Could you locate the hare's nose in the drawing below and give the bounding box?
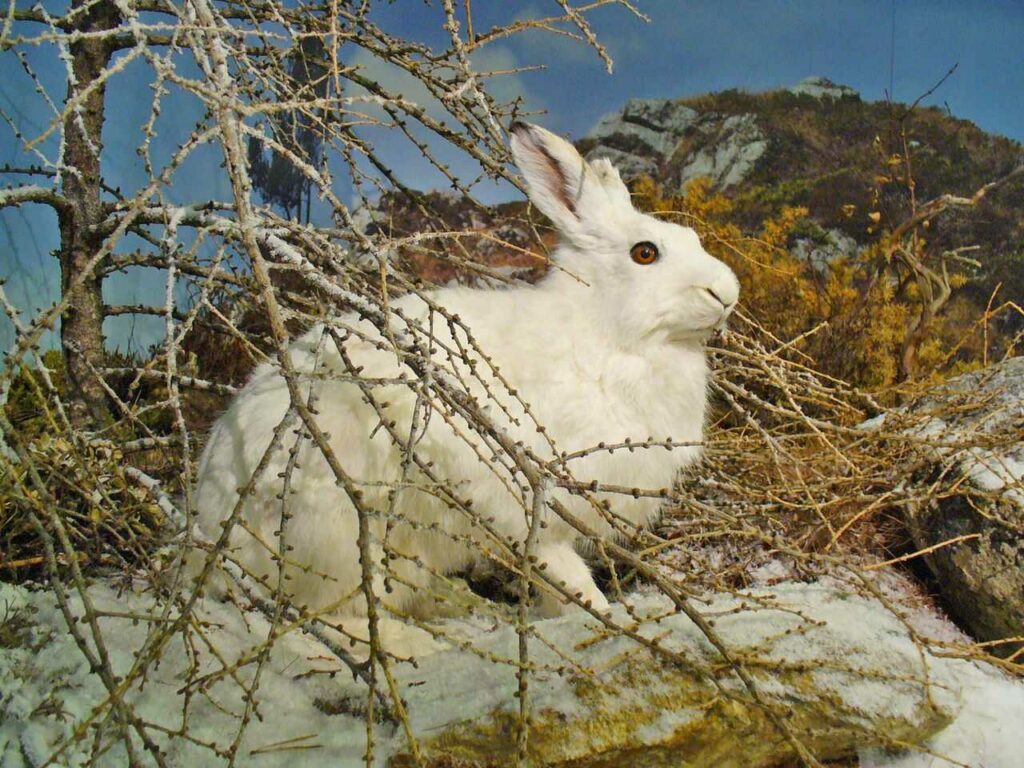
[702,273,739,309]
[703,287,727,307]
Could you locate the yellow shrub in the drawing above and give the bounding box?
[631,177,981,391]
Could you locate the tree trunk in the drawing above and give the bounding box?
[58,0,119,429]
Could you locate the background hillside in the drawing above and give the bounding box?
[353,79,1023,396]
[579,77,1024,349]
[168,79,1023,400]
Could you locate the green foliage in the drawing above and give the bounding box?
[2,350,175,578]
[4,350,68,440]
[0,435,170,579]
[5,347,186,443]
[247,37,328,222]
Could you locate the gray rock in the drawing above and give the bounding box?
[900,357,1024,656]
[792,228,861,270]
[584,145,658,180]
[0,580,971,767]
[585,101,767,190]
[587,98,698,155]
[788,76,860,101]
[584,79,864,191]
[584,98,701,182]
[678,113,767,189]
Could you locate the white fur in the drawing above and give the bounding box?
[191,123,739,644]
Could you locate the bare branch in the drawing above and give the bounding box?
[0,183,70,212]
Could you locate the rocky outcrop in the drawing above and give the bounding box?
[677,112,767,189]
[394,584,956,767]
[787,76,860,101]
[581,79,861,193]
[901,357,1024,656]
[583,98,766,190]
[585,102,770,191]
[583,97,698,181]
[792,227,861,270]
[588,98,699,156]
[1,580,983,767]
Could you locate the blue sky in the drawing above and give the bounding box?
[364,0,1024,141]
[1,0,1022,357]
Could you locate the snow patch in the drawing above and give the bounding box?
[2,578,1022,767]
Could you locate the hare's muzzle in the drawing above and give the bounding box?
[699,268,740,318]
[702,287,728,308]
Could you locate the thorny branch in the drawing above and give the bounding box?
[1,2,1021,768]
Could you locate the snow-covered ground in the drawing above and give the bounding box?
[860,664,1024,768]
[1,576,1021,767]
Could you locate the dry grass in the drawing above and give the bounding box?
[1,2,1021,766]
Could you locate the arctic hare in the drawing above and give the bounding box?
[192,122,739,641]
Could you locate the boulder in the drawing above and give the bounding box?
[582,78,867,194]
[0,580,971,767]
[588,98,698,155]
[900,357,1024,656]
[791,227,861,270]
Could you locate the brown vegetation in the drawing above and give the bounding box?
[1,2,1021,766]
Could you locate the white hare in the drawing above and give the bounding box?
[191,122,739,646]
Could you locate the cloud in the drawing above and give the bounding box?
[505,2,645,70]
[339,43,532,201]
[345,42,534,123]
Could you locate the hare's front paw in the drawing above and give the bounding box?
[322,614,448,660]
[534,541,609,617]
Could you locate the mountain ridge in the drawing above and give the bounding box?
[577,78,1024,329]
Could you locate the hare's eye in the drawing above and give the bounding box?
[630,241,659,265]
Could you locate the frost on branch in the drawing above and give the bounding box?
[1,2,1022,767]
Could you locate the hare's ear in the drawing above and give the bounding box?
[588,157,632,210]
[510,122,587,234]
